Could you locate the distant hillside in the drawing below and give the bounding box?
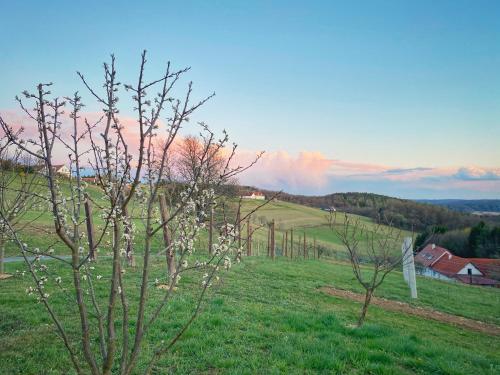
[240,188,485,232]
[417,199,500,214]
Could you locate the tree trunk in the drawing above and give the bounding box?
[159,194,175,276]
[358,288,373,327]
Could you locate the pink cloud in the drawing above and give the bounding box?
[236,151,334,191]
[2,108,500,198]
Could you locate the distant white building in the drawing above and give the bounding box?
[241,191,265,200]
[51,164,71,177]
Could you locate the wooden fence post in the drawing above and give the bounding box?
[247,216,252,256]
[236,207,241,249]
[267,224,271,257]
[290,228,294,259]
[271,219,275,260]
[159,194,175,276]
[285,231,288,257]
[84,193,96,261]
[303,232,307,259]
[281,232,285,257]
[123,203,135,267]
[208,203,214,255]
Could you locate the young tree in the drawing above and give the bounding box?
[329,213,412,327]
[0,51,268,374]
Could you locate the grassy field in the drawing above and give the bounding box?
[2,187,500,374]
[240,199,413,258]
[3,193,405,258]
[1,256,499,374]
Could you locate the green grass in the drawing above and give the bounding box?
[239,199,412,258]
[3,195,403,258]
[1,257,499,374]
[2,183,500,374]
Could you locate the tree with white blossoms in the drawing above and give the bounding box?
[0,51,269,374]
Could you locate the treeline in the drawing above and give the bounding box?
[0,158,38,173]
[415,222,500,259]
[417,199,500,213]
[250,189,481,232]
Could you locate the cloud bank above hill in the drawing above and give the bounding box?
[2,109,499,199]
[236,151,500,199]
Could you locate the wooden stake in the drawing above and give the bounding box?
[303,231,307,259]
[247,216,252,256]
[290,228,294,259]
[84,193,96,261]
[285,231,288,257]
[281,232,285,257]
[123,203,135,267]
[236,207,241,249]
[159,194,175,276]
[271,219,275,260]
[208,203,214,255]
[267,225,271,257]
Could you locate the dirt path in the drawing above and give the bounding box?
[320,286,500,336]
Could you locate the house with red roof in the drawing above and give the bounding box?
[415,244,500,287]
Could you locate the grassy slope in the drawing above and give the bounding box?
[2,191,500,373]
[1,257,499,374]
[240,199,412,256]
[4,193,401,258]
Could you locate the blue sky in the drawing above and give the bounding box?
[1,1,499,198]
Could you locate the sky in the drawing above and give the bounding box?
[1,0,499,198]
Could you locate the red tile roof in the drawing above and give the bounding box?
[416,244,500,282]
[432,255,470,277]
[415,244,451,267]
[470,258,500,279]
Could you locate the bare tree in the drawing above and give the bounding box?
[175,134,230,187]
[329,212,412,327]
[0,51,268,374]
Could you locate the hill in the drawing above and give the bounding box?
[238,198,407,260]
[243,189,482,232]
[2,181,500,374]
[417,199,500,215]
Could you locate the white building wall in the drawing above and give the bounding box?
[418,267,455,282]
[457,263,482,276]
